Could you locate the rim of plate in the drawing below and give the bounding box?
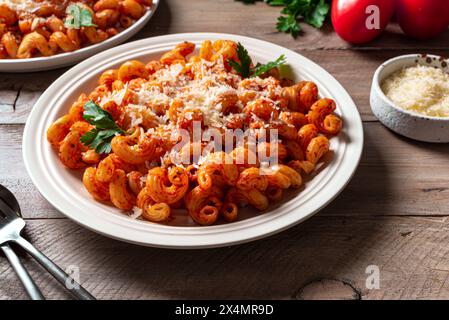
[23,33,364,249]
[0,0,159,72]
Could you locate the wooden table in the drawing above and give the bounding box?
[1,0,449,300]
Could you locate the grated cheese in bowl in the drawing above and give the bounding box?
[0,0,47,12]
[381,64,449,118]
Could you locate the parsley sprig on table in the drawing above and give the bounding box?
[236,0,331,38]
[64,4,96,29]
[228,43,286,78]
[80,101,124,154]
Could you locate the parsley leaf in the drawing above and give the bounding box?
[83,101,120,130]
[64,4,96,29]
[231,42,252,78]
[80,101,124,154]
[228,43,286,78]
[79,128,98,145]
[303,0,330,28]
[94,141,113,155]
[253,54,286,77]
[276,15,301,38]
[236,0,331,38]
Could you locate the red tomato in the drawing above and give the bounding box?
[332,0,395,44]
[396,0,449,40]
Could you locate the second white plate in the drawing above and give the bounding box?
[23,33,364,248]
[0,0,159,73]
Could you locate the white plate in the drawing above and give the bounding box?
[23,33,364,248]
[0,0,159,73]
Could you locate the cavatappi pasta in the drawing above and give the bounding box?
[0,0,152,59]
[46,40,343,226]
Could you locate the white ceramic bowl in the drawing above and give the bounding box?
[23,33,364,248]
[370,54,449,143]
[0,0,159,73]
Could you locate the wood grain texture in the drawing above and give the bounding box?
[1,122,447,219]
[296,279,361,300]
[137,0,449,51]
[0,125,58,218]
[3,216,449,300]
[1,0,449,300]
[0,70,64,124]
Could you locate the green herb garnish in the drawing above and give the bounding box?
[64,4,96,29]
[253,54,286,77]
[228,42,286,78]
[276,14,301,38]
[80,101,124,154]
[236,0,331,38]
[228,42,253,78]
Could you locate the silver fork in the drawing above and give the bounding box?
[1,243,44,299]
[0,198,95,300]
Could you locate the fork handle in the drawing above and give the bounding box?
[14,236,95,300]
[1,243,45,300]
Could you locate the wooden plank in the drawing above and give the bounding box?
[0,122,448,219]
[326,122,449,216]
[0,70,65,124]
[137,0,449,51]
[3,215,449,299]
[2,48,449,125]
[0,125,60,218]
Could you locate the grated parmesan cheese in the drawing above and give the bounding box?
[0,0,45,12]
[129,206,142,219]
[0,0,71,14]
[96,55,286,168]
[381,65,449,118]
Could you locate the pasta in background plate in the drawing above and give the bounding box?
[46,40,343,226]
[0,0,152,59]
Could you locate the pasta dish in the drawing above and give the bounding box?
[0,0,152,59]
[46,40,343,226]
